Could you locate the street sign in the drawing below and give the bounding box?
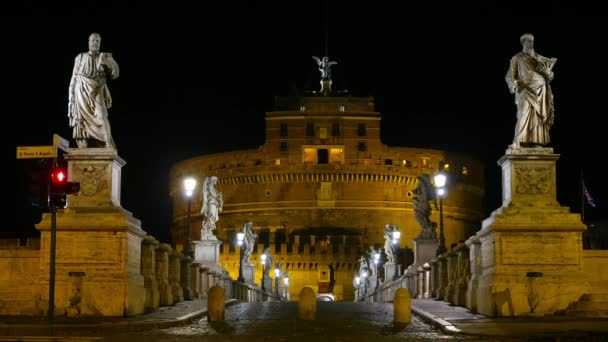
[53,134,69,153]
[16,145,56,159]
[16,134,70,159]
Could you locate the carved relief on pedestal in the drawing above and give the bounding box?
[77,165,108,196]
[514,167,551,195]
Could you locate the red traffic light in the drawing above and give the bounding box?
[52,169,67,184]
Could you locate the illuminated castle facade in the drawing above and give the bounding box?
[169,82,484,300]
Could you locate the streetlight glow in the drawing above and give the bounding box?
[183,178,196,197]
[434,173,447,188]
[275,268,280,278]
[355,276,360,285]
[437,187,446,197]
[261,253,266,265]
[237,232,244,246]
[283,276,289,286]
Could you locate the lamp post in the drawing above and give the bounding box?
[392,230,401,280]
[434,173,448,256]
[274,267,281,299]
[374,252,381,289]
[283,274,289,300]
[183,178,196,258]
[237,231,245,282]
[354,275,361,301]
[260,253,267,291]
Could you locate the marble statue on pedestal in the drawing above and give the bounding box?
[312,56,338,80]
[262,246,274,279]
[383,224,399,264]
[413,174,438,240]
[201,176,223,239]
[505,33,557,148]
[366,246,380,276]
[241,221,257,266]
[68,33,119,150]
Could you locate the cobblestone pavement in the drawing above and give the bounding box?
[107,302,483,341]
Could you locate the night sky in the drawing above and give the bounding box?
[10,4,606,243]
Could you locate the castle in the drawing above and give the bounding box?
[169,75,485,300]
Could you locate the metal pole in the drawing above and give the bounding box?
[261,264,266,291]
[184,197,192,258]
[238,244,244,282]
[393,248,399,280]
[48,159,57,322]
[436,197,447,256]
[48,203,56,322]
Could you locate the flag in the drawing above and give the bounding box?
[582,180,596,208]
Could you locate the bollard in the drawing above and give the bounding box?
[298,287,316,320]
[207,285,225,321]
[393,288,411,323]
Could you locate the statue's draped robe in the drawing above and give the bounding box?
[506,52,554,146]
[69,52,119,146]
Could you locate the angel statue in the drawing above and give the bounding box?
[241,221,257,266]
[312,56,338,80]
[412,173,438,240]
[366,246,380,276]
[262,246,274,279]
[383,224,399,264]
[201,176,223,239]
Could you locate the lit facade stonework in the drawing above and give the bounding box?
[169,95,485,300]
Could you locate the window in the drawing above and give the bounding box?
[385,159,393,165]
[402,160,412,167]
[303,146,343,165]
[339,104,345,112]
[317,149,329,164]
[358,142,367,152]
[280,142,288,153]
[357,123,366,137]
[331,123,340,137]
[274,159,281,165]
[319,127,328,139]
[306,122,315,136]
[329,148,343,164]
[300,105,306,112]
[462,166,469,176]
[303,148,316,164]
[280,123,288,137]
[421,159,429,168]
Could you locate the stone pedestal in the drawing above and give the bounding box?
[242,264,255,285]
[262,277,273,293]
[383,263,401,282]
[156,243,173,306]
[36,147,146,317]
[412,238,438,268]
[476,147,589,317]
[142,236,160,311]
[194,239,222,265]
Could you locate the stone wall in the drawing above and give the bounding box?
[583,250,608,294]
[0,239,41,315]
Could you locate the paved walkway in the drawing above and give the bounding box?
[0,299,238,336]
[411,299,608,339]
[1,298,608,339]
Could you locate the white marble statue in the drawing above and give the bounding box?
[201,176,223,238]
[413,174,438,240]
[505,33,556,148]
[68,33,119,149]
[262,246,274,279]
[312,56,338,80]
[241,221,257,266]
[366,246,380,276]
[384,224,399,264]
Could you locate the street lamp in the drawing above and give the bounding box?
[274,267,281,298]
[183,177,196,258]
[283,274,289,300]
[354,275,361,301]
[237,232,245,282]
[374,252,381,289]
[392,230,401,280]
[260,253,267,291]
[434,173,448,256]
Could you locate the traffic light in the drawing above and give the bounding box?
[50,163,80,209]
